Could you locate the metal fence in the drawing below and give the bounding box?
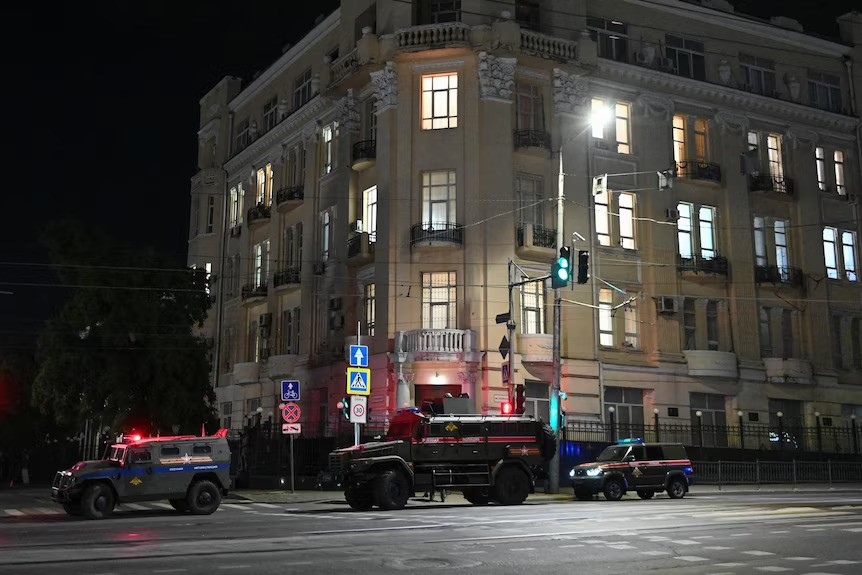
[692,460,862,486]
[563,421,862,455]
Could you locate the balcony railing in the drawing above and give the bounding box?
[276,185,304,206]
[229,225,242,238]
[675,160,722,184]
[519,28,577,61]
[329,47,359,86]
[754,265,804,288]
[410,221,464,248]
[396,329,475,354]
[247,203,271,226]
[351,140,377,170]
[273,267,301,288]
[513,129,551,150]
[394,22,470,49]
[347,234,375,260]
[241,283,267,301]
[678,255,729,276]
[749,174,795,195]
[517,223,556,249]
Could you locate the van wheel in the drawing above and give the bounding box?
[494,466,530,505]
[62,502,82,516]
[666,477,686,499]
[169,498,190,512]
[603,479,624,501]
[463,488,490,505]
[373,470,410,510]
[637,490,655,500]
[81,483,115,520]
[186,480,222,514]
[345,485,374,510]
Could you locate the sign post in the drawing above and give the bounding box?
[280,402,302,494]
[350,324,371,446]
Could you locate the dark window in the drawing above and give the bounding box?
[630,446,646,460]
[668,407,679,417]
[130,451,152,464]
[822,417,833,427]
[661,445,687,459]
[354,3,377,43]
[161,446,180,456]
[645,445,663,460]
[515,0,541,30]
[587,18,628,63]
[192,445,212,455]
[748,412,760,422]
[460,423,482,436]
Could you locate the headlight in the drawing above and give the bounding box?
[586,468,604,477]
[569,468,575,478]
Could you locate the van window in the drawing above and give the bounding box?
[161,446,180,456]
[192,445,212,455]
[460,423,482,436]
[662,445,687,460]
[130,450,152,464]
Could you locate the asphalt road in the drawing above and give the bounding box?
[1,490,862,574]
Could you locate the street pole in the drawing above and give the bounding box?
[290,432,295,494]
[507,259,516,405]
[355,321,361,447]
[549,149,565,494]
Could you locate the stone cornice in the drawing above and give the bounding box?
[597,61,859,133]
[225,95,329,174]
[197,117,221,141]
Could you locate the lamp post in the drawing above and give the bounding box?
[815,411,822,456]
[653,408,660,442]
[852,414,859,455]
[608,406,616,443]
[695,410,704,448]
[777,411,784,455]
[738,410,745,450]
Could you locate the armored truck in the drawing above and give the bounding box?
[329,409,556,510]
[51,430,231,519]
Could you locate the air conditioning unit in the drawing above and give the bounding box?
[353,219,363,234]
[258,313,272,327]
[666,208,680,222]
[657,296,677,314]
[313,262,326,275]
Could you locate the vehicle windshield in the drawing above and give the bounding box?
[596,445,631,462]
[385,419,421,440]
[106,446,126,463]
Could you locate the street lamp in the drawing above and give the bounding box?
[695,410,704,448]
[737,410,745,450]
[815,411,822,455]
[608,406,616,443]
[653,408,660,442]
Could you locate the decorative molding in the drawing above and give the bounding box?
[302,121,318,143]
[370,61,398,113]
[336,88,360,133]
[477,52,516,102]
[714,110,750,134]
[410,60,465,71]
[785,128,818,149]
[515,68,550,82]
[598,60,859,133]
[633,92,674,121]
[553,68,590,115]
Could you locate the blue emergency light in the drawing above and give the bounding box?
[618,437,644,444]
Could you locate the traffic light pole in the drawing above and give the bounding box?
[549,152,565,495]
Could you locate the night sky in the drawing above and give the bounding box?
[0,0,857,350]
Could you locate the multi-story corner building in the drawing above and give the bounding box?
[188,0,862,440]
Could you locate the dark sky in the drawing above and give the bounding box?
[0,0,857,350]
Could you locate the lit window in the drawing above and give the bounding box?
[834,150,846,196]
[256,163,273,205]
[619,193,635,249]
[672,114,685,164]
[823,227,839,279]
[623,300,638,349]
[698,206,716,259]
[421,73,458,130]
[842,231,858,282]
[253,240,269,287]
[321,123,336,175]
[599,289,613,346]
[364,283,376,336]
[677,203,718,260]
[694,118,708,159]
[422,171,457,226]
[521,277,545,335]
[766,134,783,180]
[229,187,240,227]
[422,272,456,329]
[594,187,610,246]
[775,220,789,279]
[615,102,630,154]
[204,262,212,296]
[815,147,827,192]
[677,202,693,259]
[591,98,606,139]
[363,186,378,242]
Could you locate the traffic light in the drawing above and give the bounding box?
[515,385,525,415]
[551,246,571,289]
[592,174,607,196]
[577,250,589,284]
[337,398,350,420]
[501,401,514,415]
[657,169,674,190]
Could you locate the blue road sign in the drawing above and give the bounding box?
[346,367,371,396]
[281,379,301,402]
[349,344,369,367]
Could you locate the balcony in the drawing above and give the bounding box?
[229,225,242,238]
[351,140,377,171]
[233,361,261,385]
[683,350,738,379]
[516,223,556,261]
[675,160,722,185]
[241,283,267,305]
[410,222,464,250]
[678,255,729,280]
[273,267,301,292]
[513,129,551,151]
[754,265,804,290]
[247,203,271,228]
[347,233,375,265]
[749,174,795,196]
[329,47,360,86]
[394,22,470,50]
[264,353,301,379]
[275,185,304,213]
[763,358,813,385]
[393,328,483,363]
[518,333,554,381]
[519,28,577,61]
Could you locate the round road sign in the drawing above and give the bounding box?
[352,403,365,418]
[282,403,301,423]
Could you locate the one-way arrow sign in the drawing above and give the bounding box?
[499,335,510,360]
[349,344,369,367]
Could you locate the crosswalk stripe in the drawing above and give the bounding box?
[150,502,173,509]
[222,504,246,510]
[252,503,279,509]
[3,509,24,516]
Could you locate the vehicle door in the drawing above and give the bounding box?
[640,444,666,489]
[156,444,185,496]
[126,448,159,498]
[623,445,647,489]
[457,422,486,461]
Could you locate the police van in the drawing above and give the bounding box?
[570,438,693,501]
[51,430,231,519]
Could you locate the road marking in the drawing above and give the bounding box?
[743,550,776,556]
[843,528,862,532]
[824,560,859,565]
[607,544,636,550]
[3,509,24,516]
[461,551,486,554]
[786,557,816,561]
[151,503,173,509]
[674,540,701,545]
[643,536,670,541]
[510,548,535,551]
[714,563,745,567]
[252,503,279,508]
[123,503,149,511]
[222,504,246,510]
[640,551,671,556]
[769,530,790,534]
[153,570,187,574]
[755,567,792,572]
[674,556,709,562]
[691,535,713,539]
[559,545,584,549]
[806,528,825,531]
[730,532,752,537]
[703,546,733,550]
[216,566,251,570]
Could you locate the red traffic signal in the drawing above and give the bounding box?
[501,401,514,415]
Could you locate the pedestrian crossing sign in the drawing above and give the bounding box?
[346,367,371,396]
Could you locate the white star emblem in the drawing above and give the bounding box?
[182,453,192,464]
[520,446,530,456]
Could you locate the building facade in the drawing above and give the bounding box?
[187,0,862,440]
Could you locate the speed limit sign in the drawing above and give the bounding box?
[350,395,367,424]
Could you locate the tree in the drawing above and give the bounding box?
[32,221,216,436]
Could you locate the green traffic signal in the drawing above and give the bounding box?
[551,246,571,289]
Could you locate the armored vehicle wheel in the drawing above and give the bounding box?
[603,479,624,501]
[186,479,222,514]
[62,501,82,516]
[345,485,374,511]
[169,498,190,512]
[494,466,530,505]
[666,477,686,499]
[574,489,593,501]
[539,424,557,460]
[373,470,410,510]
[462,487,490,505]
[637,490,655,500]
[81,483,115,520]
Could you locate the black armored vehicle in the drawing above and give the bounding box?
[329,409,556,510]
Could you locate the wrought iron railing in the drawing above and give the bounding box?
[749,174,795,195]
[675,160,722,183]
[229,225,242,238]
[517,223,556,249]
[678,255,729,276]
[275,185,304,205]
[347,235,375,259]
[247,203,271,225]
[273,267,301,287]
[351,140,376,165]
[241,283,267,301]
[754,264,804,288]
[513,129,551,150]
[410,221,464,247]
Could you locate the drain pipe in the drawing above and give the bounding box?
[212,111,234,392]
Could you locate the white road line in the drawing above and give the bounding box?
[730,532,752,537]
[3,509,24,516]
[641,551,671,556]
[786,557,816,561]
[252,503,280,509]
[806,528,826,531]
[216,566,251,570]
[461,551,486,554]
[844,528,862,532]
[510,548,535,551]
[769,530,790,534]
[743,550,776,556]
[674,540,701,545]
[153,570,187,574]
[798,572,844,575]
[607,544,636,550]
[559,545,584,549]
[755,567,792,572]
[35,507,59,514]
[151,503,173,509]
[703,546,733,550]
[123,503,149,511]
[714,563,745,567]
[690,535,713,539]
[674,556,709,562]
[824,560,860,565]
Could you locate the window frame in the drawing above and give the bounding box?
[421,72,459,130]
[364,283,376,336]
[263,96,278,132]
[665,34,706,81]
[598,288,614,347]
[587,18,629,63]
[363,185,378,242]
[294,68,313,110]
[515,174,544,226]
[421,271,457,329]
[514,82,545,131]
[808,72,842,113]
[421,170,457,226]
[520,276,546,335]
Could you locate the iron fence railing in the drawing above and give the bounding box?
[241,283,267,301]
[513,129,551,150]
[749,174,795,195]
[410,221,464,247]
[754,264,804,288]
[273,267,301,287]
[247,203,271,225]
[675,160,722,183]
[517,223,556,249]
[351,140,376,164]
[276,185,304,205]
[691,460,862,486]
[678,254,729,276]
